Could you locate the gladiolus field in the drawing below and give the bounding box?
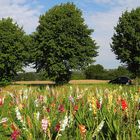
[0,84,140,140]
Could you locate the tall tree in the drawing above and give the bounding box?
[0,18,29,82]
[33,3,98,84]
[111,8,140,77]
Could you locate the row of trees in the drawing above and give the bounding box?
[0,3,140,84]
[14,65,133,81]
[84,64,133,80]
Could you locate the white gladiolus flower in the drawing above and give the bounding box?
[119,85,123,90]
[36,112,40,121]
[60,115,69,131]
[15,107,26,130]
[9,93,14,98]
[98,120,105,130]
[34,99,39,107]
[92,120,105,138]
[44,96,47,103]
[34,112,40,121]
[0,117,8,124]
[89,103,92,111]
[68,114,73,126]
[69,86,73,91]
[23,93,28,100]
[104,88,109,94]
[23,89,28,94]
[15,107,22,121]
[69,95,74,103]
[138,120,140,129]
[76,94,83,100]
[46,86,50,91]
[100,97,103,105]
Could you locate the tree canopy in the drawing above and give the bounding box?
[84,64,105,79]
[33,3,98,84]
[0,18,29,82]
[111,7,140,77]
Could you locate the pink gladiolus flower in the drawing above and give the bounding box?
[41,118,48,133]
[11,130,20,140]
[38,95,44,102]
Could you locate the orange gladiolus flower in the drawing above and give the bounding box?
[79,124,86,136]
[2,122,8,129]
[27,116,32,129]
[11,123,18,131]
[51,102,56,108]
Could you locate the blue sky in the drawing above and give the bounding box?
[0,0,140,70]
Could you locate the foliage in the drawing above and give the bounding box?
[0,79,11,87]
[84,65,133,80]
[111,8,140,77]
[13,65,133,81]
[33,3,98,84]
[84,64,106,79]
[107,66,134,80]
[0,18,30,85]
[14,72,48,81]
[0,84,140,139]
[71,71,86,80]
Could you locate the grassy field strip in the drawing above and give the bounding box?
[69,80,109,84]
[13,80,109,85]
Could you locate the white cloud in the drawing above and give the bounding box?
[0,0,42,34]
[88,0,139,7]
[84,1,140,68]
[93,0,113,4]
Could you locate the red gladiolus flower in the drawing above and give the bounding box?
[46,107,50,113]
[96,100,101,109]
[55,123,60,132]
[121,99,128,111]
[11,130,20,140]
[74,105,78,112]
[0,97,3,106]
[58,104,65,112]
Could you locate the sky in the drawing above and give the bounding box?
[0,0,140,71]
